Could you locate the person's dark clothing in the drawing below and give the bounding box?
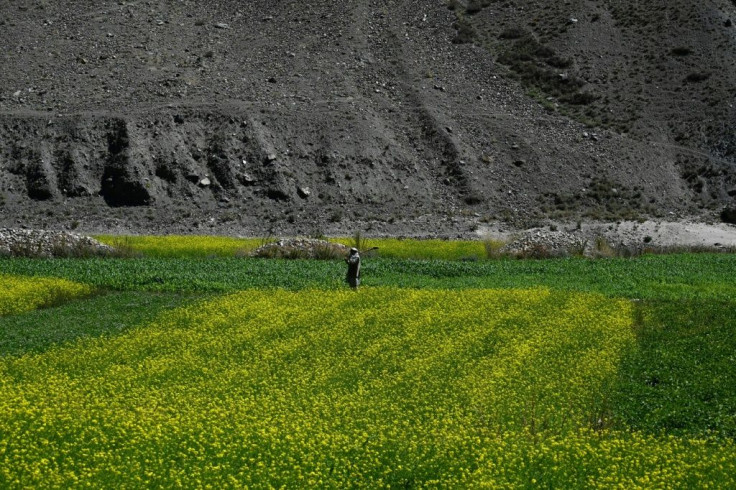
[345,249,361,289]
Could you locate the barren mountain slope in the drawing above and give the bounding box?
[0,0,734,236]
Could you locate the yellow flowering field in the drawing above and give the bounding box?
[94,234,494,260]
[0,288,734,487]
[0,275,93,317]
[94,234,263,258]
[334,237,489,260]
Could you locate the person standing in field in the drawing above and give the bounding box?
[345,247,361,290]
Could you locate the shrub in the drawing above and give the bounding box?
[721,207,736,225]
[464,191,484,205]
[671,47,693,56]
[484,238,506,259]
[592,236,617,258]
[560,92,599,105]
[452,19,477,44]
[499,27,527,40]
[446,0,461,11]
[525,243,557,259]
[351,231,368,252]
[465,0,484,14]
[545,56,573,68]
[685,72,710,83]
[329,210,343,223]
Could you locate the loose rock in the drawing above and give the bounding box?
[252,238,349,259]
[0,228,113,257]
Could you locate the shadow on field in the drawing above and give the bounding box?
[0,292,206,357]
[610,299,736,438]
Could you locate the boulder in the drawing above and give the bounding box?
[297,186,311,198]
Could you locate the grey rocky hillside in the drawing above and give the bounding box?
[0,0,734,237]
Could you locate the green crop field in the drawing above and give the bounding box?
[1,242,735,487]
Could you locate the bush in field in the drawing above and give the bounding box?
[483,238,506,258]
